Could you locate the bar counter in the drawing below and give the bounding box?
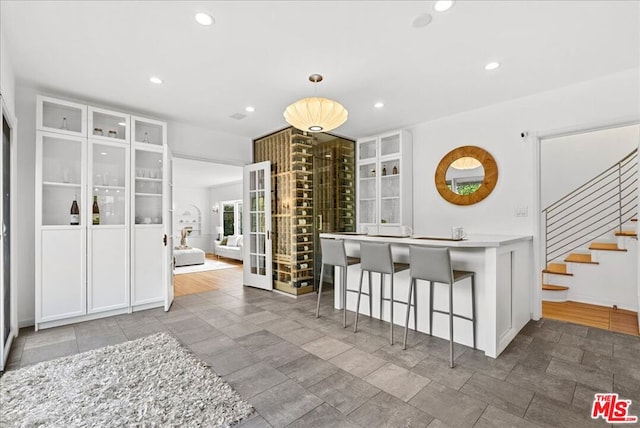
[319,233,533,358]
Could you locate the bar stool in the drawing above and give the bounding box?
[402,245,476,368]
[316,238,355,328]
[354,242,411,345]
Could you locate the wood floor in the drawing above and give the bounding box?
[543,300,639,336]
[173,254,243,297]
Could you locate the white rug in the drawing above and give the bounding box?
[0,333,253,427]
[174,258,239,275]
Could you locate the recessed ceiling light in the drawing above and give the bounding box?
[412,13,433,28]
[100,152,108,156]
[434,1,455,12]
[149,76,163,84]
[485,62,500,70]
[374,102,384,109]
[245,106,255,112]
[195,13,214,26]
[118,122,126,126]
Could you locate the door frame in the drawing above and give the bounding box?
[533,118,640,323]
[0,94,18,371]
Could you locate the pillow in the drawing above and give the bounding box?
[221,237,228,246]
[226,235,239,246]
[236,235,243,247]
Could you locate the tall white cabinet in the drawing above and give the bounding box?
[356,130,413,236]
[35,96,169,330]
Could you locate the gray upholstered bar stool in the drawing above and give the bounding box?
[315,238,357,328]
[354,241,410,345]
[402,245,476,368]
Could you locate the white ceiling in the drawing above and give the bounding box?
[172,157,242,188]
[1,1,638,141]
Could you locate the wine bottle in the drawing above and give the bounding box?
[61,117,68,130]
[382,164,387,176]
[70,195,79,225]
[92,195,100,225]
[392,165,398,175]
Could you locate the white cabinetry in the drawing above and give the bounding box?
[131,115,168,307]
[356,130,412,235]
[35,96,168,330]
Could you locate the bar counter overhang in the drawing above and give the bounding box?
[319,233,534,358]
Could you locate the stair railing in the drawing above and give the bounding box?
[542,149,638,267]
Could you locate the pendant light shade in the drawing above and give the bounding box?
[450,156,482,170]
[284,74,348,133]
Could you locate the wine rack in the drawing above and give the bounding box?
[254,128,356,296]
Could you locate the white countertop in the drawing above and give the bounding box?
[319,232,532,248]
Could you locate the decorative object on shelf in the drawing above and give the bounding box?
[92,195,100,225]
[435,145,498,206]
[143,132,150,144]
[371,168,376,177]
[382,164,387,176]
[108,130,118,138]
[283,74,348,133]
[61,117,68,130]
[392,165,398,175]
[93,128,103,136]
[62,167,71,183]
[70,196,80,225]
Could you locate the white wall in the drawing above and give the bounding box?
[0,29,16,113]
[541,124,639,209]
[209,181,243,237]
[410,68,640,237]
[174,186,212,252]
[14,85,252,326]
[168,121,251,166]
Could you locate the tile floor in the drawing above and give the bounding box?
[5,282,640,427]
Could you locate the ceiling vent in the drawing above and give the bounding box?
[229,113,247,120]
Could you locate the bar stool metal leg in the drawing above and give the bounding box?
[403,278,415,350]
[389,273,394,345]
[471,274,476,349]
[449,281,455,368]
[354,270,365,333]
[414,285,418,332]
[342,267,347,328]
[379,273,384,320]
[369,274,373,318]
[315,263,325,318]
[429,281,434,336]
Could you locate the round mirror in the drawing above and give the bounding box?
[435,146,498,205]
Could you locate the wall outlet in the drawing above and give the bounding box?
[515,205,529,217]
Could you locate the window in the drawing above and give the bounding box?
[220,200,242,236]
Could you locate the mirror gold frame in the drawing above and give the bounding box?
[435,145,498,206]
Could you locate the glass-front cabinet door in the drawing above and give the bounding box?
[88,138,129,313]
[36,131,87,323]
[37,96,86,137]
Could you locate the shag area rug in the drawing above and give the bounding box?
[0,333,253,427]
[174,258,239,275]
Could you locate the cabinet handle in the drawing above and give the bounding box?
[163,234,167,246]
[317,215,322,230]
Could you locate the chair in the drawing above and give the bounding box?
[353,242,411,345]
[316,238,350,327]
[402,245,476,368]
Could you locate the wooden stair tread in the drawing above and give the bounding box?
[543,263,573,276]
[564,253,599,264]
[615,230,637,237]
[542,284,569,291]
[589,242,628,251]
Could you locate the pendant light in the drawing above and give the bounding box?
[284,74,348,133]
[450,157,482,170]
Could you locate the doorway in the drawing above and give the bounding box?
[1,96,17,371]
[171,157,244,297]
[539,123,639,335]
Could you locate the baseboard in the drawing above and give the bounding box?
[567,294,638,313]
[19,318,35,329]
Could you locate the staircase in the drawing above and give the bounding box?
[542,149,638,305]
